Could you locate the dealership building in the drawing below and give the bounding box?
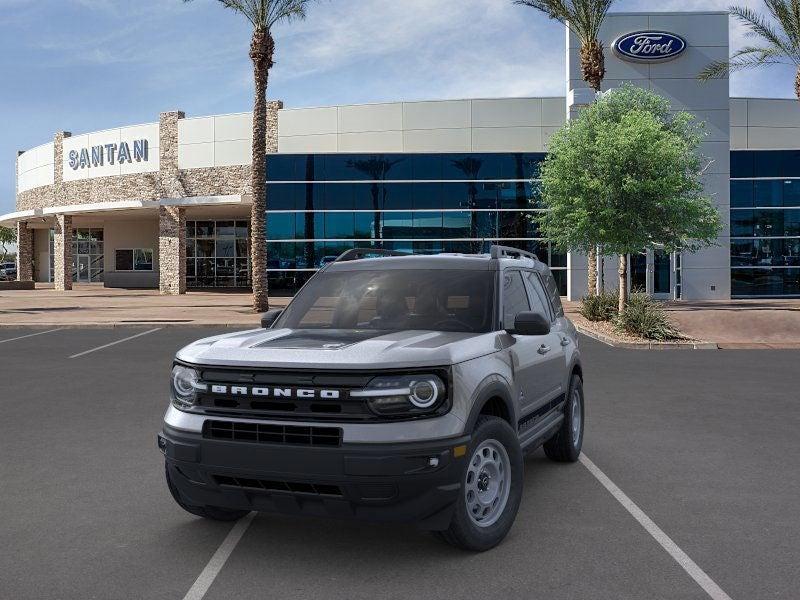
[4,10,800,299]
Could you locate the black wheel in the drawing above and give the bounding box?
[437,416,523,552]
[165,463,249,522]
[544,374,584,463]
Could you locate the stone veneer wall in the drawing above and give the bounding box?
[15,222,33,281]
[53,214,73,291]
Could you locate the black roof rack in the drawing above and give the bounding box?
[489,245,538,261]
[334,248,411,263]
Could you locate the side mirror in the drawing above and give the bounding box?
[508,311,551,336]
[260,309,283,329]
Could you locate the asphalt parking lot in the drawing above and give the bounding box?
[1,327,798,600]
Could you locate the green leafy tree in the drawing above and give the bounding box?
[0,226,15,263]
[699,2,800,100]
[537,85,722,313]
[184,0,316,311]
[515,0,616,294]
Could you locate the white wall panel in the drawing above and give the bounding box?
[178,143,214,170]
[648,13,729,48]
[402,128,471,152]
[729,99,748,127]
[403,100,471,130]
[214,113,251,142]
[730,126,748,149]
[338,131,403,152]
[541,98,566,126]
[747,98,800,128]
[471,98,542,128]
[746,127,800,149]
[338,103,403,133]
[278,134,338,154]
[472,127,543,152]
[214,139,250,166]
[179,117,214,144]
[278,107,338,137]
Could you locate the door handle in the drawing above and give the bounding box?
[560,337,570,347]
[537,344,551,355]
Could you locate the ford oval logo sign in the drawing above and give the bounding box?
[613,31,687,62]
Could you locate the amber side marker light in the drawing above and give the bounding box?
[453,445,467,458]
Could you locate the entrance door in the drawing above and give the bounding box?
[77,256,90,282]
[652,250,672,298]
[627,249,674,298]
[630,253,648,293]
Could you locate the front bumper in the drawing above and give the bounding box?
[160,423,470,530]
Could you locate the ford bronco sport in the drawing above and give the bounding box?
[159,246,584,551]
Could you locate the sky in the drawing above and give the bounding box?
[0,0,797,215]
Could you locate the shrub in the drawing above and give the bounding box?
[614,293,684,340]
[579,290,619,322]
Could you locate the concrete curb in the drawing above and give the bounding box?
[574,324,719,350]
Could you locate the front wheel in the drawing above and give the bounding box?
[436,416,523,551]
[165,463,249,522]
[543,374,584,463]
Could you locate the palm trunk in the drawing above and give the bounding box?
[796,68,800,102]
[250,29,274,312]
[618,254,628,314]
[580,40,605,93]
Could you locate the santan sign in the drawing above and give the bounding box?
[68,139,149,170]
[613,31,687,62]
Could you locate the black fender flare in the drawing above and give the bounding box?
[463,377,516,433]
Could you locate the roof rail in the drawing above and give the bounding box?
[334,247,411,263]
[489,245,538,261]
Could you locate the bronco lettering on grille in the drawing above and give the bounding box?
[209,385,341,399]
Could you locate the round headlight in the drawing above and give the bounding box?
[171,365,202,407]
[409,379,438,408]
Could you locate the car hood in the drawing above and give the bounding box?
[175,328,502,369]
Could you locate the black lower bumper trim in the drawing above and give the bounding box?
[160,424,469,530]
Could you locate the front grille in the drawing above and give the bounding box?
[204,420,342,447]
[213,475,343,497]
[195,368,376,421]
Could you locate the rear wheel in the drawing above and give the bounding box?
[437,416,523,551]
[165,463,249,522]
[543,374,584,463]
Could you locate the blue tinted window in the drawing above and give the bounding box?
[730,210,753,237]
[325,213,355,239]
[443,212,472,237]
[413,212,442,237]
[754,180,783,207]
[266,155,297,181]
[754,151,783,178]
[266,213,295,240]
[730,151,754,178]
[324,183,353,210]
[381,183,413,210]
[412,155,442,180]
[730,181,753,208]
[412,182,443,209]
[442,183,470,209]
[382,212,413,237]
[267,184,298,210]
[355,213,377,239]
[783,180,800,207]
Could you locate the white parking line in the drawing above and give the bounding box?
[182,512,256,600]
[0,329,63,344]
[580,453,733,600]
[68,328,162,359]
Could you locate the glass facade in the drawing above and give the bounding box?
[47,228,105,283]
[186,220,251,288]
[264,153,568,295]
[731,151,800,297]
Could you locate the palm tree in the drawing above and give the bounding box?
[185,0,314,312]
[699,2,800,101]
[515,0,615,295]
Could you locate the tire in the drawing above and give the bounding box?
[165,463,249,522]
[437,416,523,552]
[543,374,584,463]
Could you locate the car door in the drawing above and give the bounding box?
[519,270,565,413]
[501,270,561,420]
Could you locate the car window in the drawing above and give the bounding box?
[502,271,531,328]
[543,271,564,317]
[522,271,552,321]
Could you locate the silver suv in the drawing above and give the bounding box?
[159,246,584,551]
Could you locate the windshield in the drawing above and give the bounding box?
[275,269,496,333]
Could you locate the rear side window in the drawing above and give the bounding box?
[543,270,564,317]
[522,271,552,321]
[502,271,530,328]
